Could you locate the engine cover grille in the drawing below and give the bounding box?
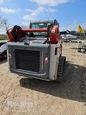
[15,49,40,72]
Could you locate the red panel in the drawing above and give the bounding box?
[49,26,62,44]
[7,28,14,42]
[6,25,62,44]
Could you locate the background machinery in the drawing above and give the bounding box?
[78,25,85,35]
[60,24,86,52]
[77,25,86,52]
[6,19,66,82]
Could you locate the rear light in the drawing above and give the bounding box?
[44,57,48,63]
[8,53,12,58]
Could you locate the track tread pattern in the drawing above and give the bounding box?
[56,56,66,82]
[80,72,86,100]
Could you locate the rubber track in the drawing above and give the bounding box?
[56,57,64,82]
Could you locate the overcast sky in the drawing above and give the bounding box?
[0,0,86,34]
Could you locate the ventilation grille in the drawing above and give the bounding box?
[15,49,40,72]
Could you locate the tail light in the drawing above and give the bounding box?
[44,57,48,63]
[8,53,12,58]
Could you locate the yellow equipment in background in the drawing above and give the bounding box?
[78,25,85,34]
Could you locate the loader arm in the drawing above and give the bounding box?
[7,25,61,44]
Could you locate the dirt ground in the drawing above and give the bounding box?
[0,42,86,115]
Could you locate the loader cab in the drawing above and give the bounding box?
[30,19,59,28]
[29,19,59,37]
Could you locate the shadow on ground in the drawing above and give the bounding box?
[19,62,86,102]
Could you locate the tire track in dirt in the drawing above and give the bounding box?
[63,43,86,103]
[78,51,86,102]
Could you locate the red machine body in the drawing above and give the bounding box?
[49,25,62,44]
[7,25,62,44]
[7,28,14,42]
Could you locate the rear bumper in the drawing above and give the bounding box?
[10,69,52,81]
[19,74,51,81]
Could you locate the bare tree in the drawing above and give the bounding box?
[0,16,7,28]
[0,16,11,41]
[0,16,11,33]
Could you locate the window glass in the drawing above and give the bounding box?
[31,22,51,36]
